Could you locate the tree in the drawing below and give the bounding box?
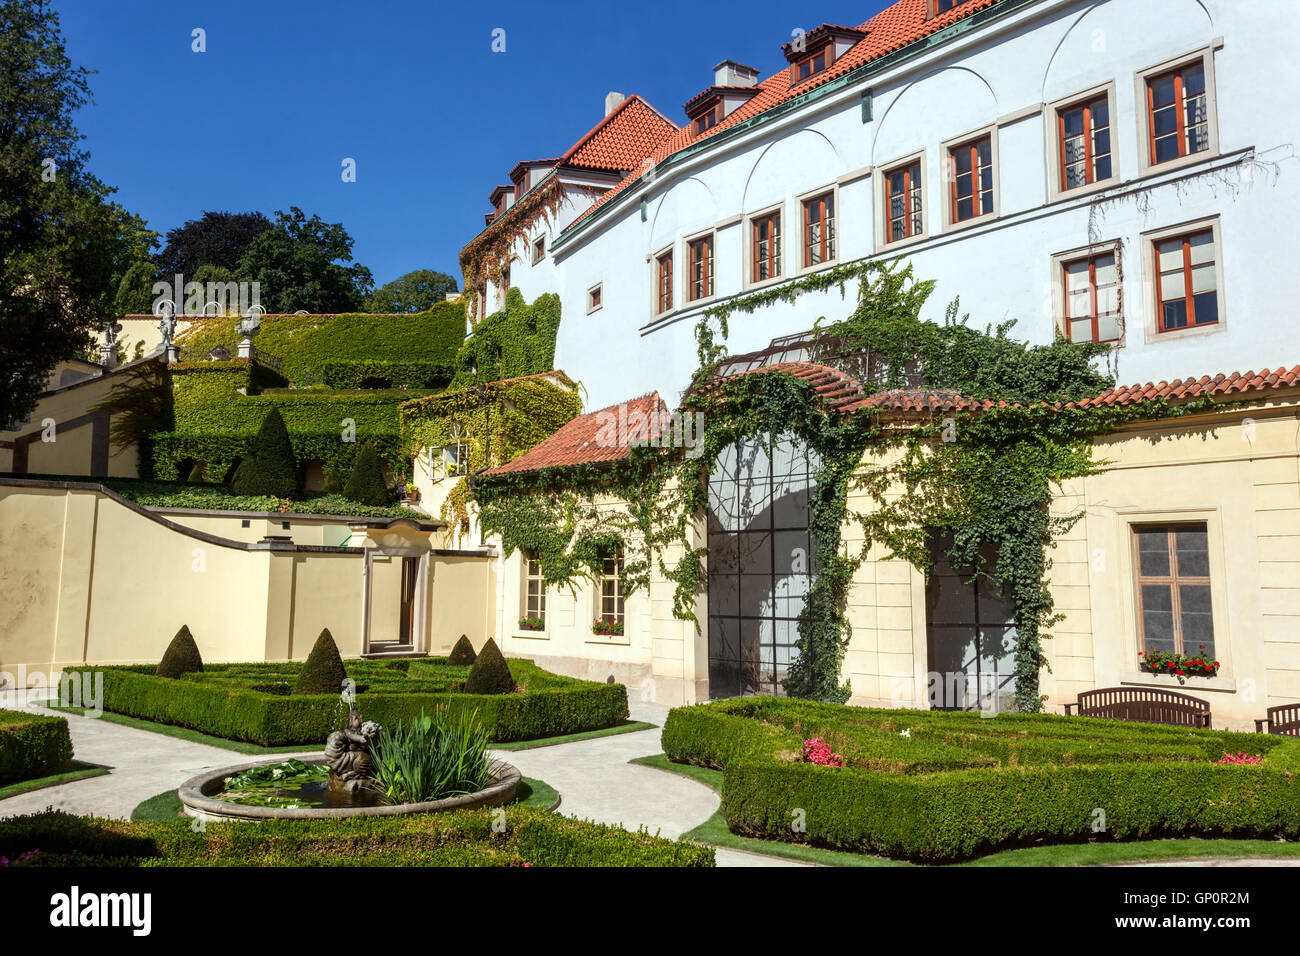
[154,211,272,281]
[0,0,157,427]
[230,407,298,497]
[342,442,390,505]
[364,269,458,313]
[112,259,158,314]
[236,206,373,313]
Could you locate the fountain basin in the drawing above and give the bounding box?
[179,755,520,821]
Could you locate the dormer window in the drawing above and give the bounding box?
[782,25,866,86]
[929,0,973,16]
[694,108,718,135]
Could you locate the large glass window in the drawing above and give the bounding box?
[1133,523,1215,660]
[1062,251,1120,343]
[1058,95,1112,190]
[1147,62,1209,165]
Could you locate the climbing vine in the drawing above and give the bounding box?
[473,259,1223,710]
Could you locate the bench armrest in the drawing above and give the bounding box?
[1255,718,1268,734]
[1063,703,1076,716]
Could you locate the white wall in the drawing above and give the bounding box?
[523,0,1299,410]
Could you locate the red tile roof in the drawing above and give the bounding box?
[481,392,669,476]
[570,0,1007,225]
[559,95,680,173]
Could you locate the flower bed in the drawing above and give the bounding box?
[63,657,627,747]
[0,806,713,867]
[0,710,74,787]
[662,697,1300,862]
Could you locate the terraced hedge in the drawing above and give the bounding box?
[0,710,74,786]
[662,697,1300,863]
[175,302,467,386]
[0,806,714,867]
[65,657,628,746]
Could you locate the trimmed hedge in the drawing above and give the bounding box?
[156,625,203,679]
[67,657,628,746]
[448,635,476,665]
[292,630,346,695]
[229,407,298,497]
[0,710,74,786]
[662,697,1300,862]
[0,806,714,867]
[323,360,453,390]
[342,443,391,506]
[464,638,515,695]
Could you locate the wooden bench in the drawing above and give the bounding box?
[1255,703,1300,736]
[1063,687,1211,728]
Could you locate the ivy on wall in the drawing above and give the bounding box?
[400,373,582,533]
[472,259,1222,710]
[452,288,563,387]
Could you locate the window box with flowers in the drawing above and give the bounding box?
[592,619,624,637]
[518,617,545,632]
[1139,646,1219,682]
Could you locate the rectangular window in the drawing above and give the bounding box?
[949,136,993,223]
[1147,62,1209,166]
[587,283,602,313]
[752,211,782,282]
[1062,251,1120,343]
[656,251,673,314]
[694,109,717,134]
[795,48,828,82]
[688,235,714,301]
[599,550,625,625]
[1058,96,1112,191]
[1133,523,1214,660]
[1154,228,1217,332]
[802,193,835,267]
[532,235,545,264]
[523,553,546,626]
[886,162,923,242]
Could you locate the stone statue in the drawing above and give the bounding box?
[157,300,177,347]
[324,692,381,793]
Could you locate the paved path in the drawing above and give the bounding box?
[0,694,804,866]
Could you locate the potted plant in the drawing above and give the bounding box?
[403,482,420,504]
[1139,646,1219,683]
[592,618,624,637]
[518,616,545,632]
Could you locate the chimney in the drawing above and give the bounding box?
[605,91,626,115]
[713,60,760,87]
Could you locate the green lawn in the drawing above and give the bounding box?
[633,753,1300,867]
[0,762,108,801]
[130,774,560,821]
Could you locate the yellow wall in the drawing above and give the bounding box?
[0,368,139,478]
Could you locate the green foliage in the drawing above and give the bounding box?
[0,710,74,786]
[323,360,453,390]
[235,206,374,313]
[176,300,465,385]
[292,630,347,695]
[342,442,391,506]
[156,625,203,679]
[0,806,715,867]
[464,638,515,695]
[448,635,477,665]
[68,658,628,746]
[97,477,426,520]
[89,357,174,479]
[663,698,1300,862]
[364,268,459,313]
[154,210,273,279]
[367,707,491,804]
[184,462,205,482]
[112,259,159,314]
[0,0,158,425]
[453,288,561,386]
[229,407,298,498]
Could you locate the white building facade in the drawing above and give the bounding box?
[472,0,1299,411]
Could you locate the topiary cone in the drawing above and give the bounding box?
[230,407,298,498]
[448,634,476,666]
[464,637,515,695]
[156,625,204,678]
[293,628,348,695]
[343,442,391,506]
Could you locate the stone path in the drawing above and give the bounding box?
[0,693,804,866]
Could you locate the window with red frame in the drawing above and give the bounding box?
[752,212,782,282]
[794,47,829,82]
[1062,251,1120,344]
[931,0,970,15]
[1147,62,1209,165]
[802,194,835,267]
[656,251,673,314]
[1154,228,1217,332]
[688,235,714,301]
[1058,95,1112,190]
[694,109,718,135]
[949,136,993,223]
[885,162,922,242]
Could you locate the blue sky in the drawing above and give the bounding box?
[56,0,884,288]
